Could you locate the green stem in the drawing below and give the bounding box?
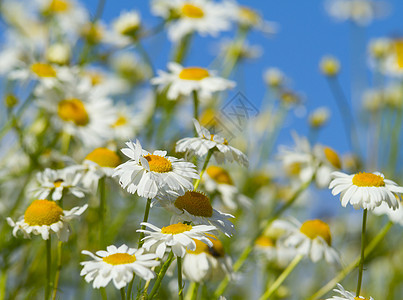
[51,241,63,300]
[120,288,125,300]
[61,131,71,155]
[178,257,184,300]
[387,109,403,176]
[308,221,393,300]
[173,34,193,63]
[93,0,106,22]
[99,177,106,248]
[193,149,214,190]
[356,209,368,297]
[136,41,155,77]
[100,288,107,300]
[46,237,52,300]
[192,90,199,121]
[221,26,248,78]
[148,252,175,299]
[0,269,7,300]
[259,254,304,300]
[185,282,199,300]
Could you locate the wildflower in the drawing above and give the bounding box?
[309,107,331,128]
[329,171,403,210]
[176,119,249,167]
[326,283,374,300]
[7,200,87,241]
[320,56,340,76]
[46,43,71,65]
[80,245,159,289]
[138,222,216,258]
[151,62,235,101]
[263,68,285,88]
[383,39,403,77]
[104,10,142,47]
[113,140,199,198]
[373,201,403,226]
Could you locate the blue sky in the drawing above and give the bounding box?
[82,0,403,155]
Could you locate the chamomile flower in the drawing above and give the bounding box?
[329,171,403,210]
[9,61,60,87]
[7,200,87,241]
[272,218,340,264]
[104,10,142,47]
[138,222,216,258]
[80,244,159,289]
[33,168,86,201]
[151,62,235,101]
[373,201,403,226]
[383,39,403,77]
[183,234,232,282]
[154,190,235,237]
[326,283,374,300]
[176,119,249,167]
[151,0,232,41]
[113,140,199,199]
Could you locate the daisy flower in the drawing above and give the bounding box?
[272,218,340,264]
[154,190,235,237]
[7,199,87,242]
[183,234,232,282]
[151,0,232,41]
[176,119,249,167]
[151,62,235,101]
[104,10,142,47]
[326,283,374,300]
[329,171,403,210]
[138,222,216,258]
[383,39,403,77]
[32,168,86,201]
[9,61,60,88]
[113,140,199,199]
[373,201,403,226]
[80,244,159,289]
[254,235,277,263]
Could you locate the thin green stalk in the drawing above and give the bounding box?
[120,288,125,300]
[136,41,155,77]
[193,149,214,190]
[0,269,7,300]
[177,257,184,300]
[356,209,368,296]
[93,0,106,22]
[221,26,248,78]
[185,282,199,300]
[259,254,304,300]
[99,177,106,248]
[51,241,63,300]
[387,109,403,175]
[148,252,175,299]
[100,288,107,300]
[173,34,193,63]
[308,221,393,300]
[61,131,71,155]
[46,236,52,300]
[192,90,199,121]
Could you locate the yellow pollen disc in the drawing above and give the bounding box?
[352,172,385,187]
[239,7,259,25]
[24,199,63,226]
[300,219,332,245]
[102,253,136,265]
[86,72,104,86]
[57,98,89,126]
[324,147,341,169]
[48,0,71,13]
[286,162,302,176]
[354,298,369,300]
[181,4,204,18]
[174,191,213,217]
[394,40,403,69]
[112,115,128,128]
[161,223,192,235]
[255,235,274,248]
[85,148,121,168]
[53,179,64,188]
[187,234,225,257]
[179,67,209,81]
[30,63,57,78]
[206,166,233,185]
[143,155,172,173]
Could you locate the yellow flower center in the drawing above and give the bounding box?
[86,71,104,86]
[112,115,128,128]
[179,67,209,81]
[286,162,302,176]
[206,166,233,185]
[255,235,274,248]
[53,179,64,188]
[24,200,63,226]
[300,219,332,245]
[352,172,385,187]
[239,7,259,25]
[143,155,172,173]
[394,40,403,69]
[324,147,341,169]
[85,148,121,168]
[161,223,192,235]
[181,4,204,18]
[102,253,136,265]
[30,63,57,78]
[48,0,71,13]
[187,234,225,257]
[174,191,213,217]
[57,98,89,126]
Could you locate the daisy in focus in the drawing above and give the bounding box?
[138,222,216,258]
[151,62,235,101]
[326,283,374,300]
[151,0,232,41]
[154,190,235,237]
[113,139,199,198]
[176,119,249,167]
[182,234,232,282]
[7,199,87,241]
[272,218,340,264]
[80,244,159,289]
[33,168,85,200]
[329,171,403,210]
